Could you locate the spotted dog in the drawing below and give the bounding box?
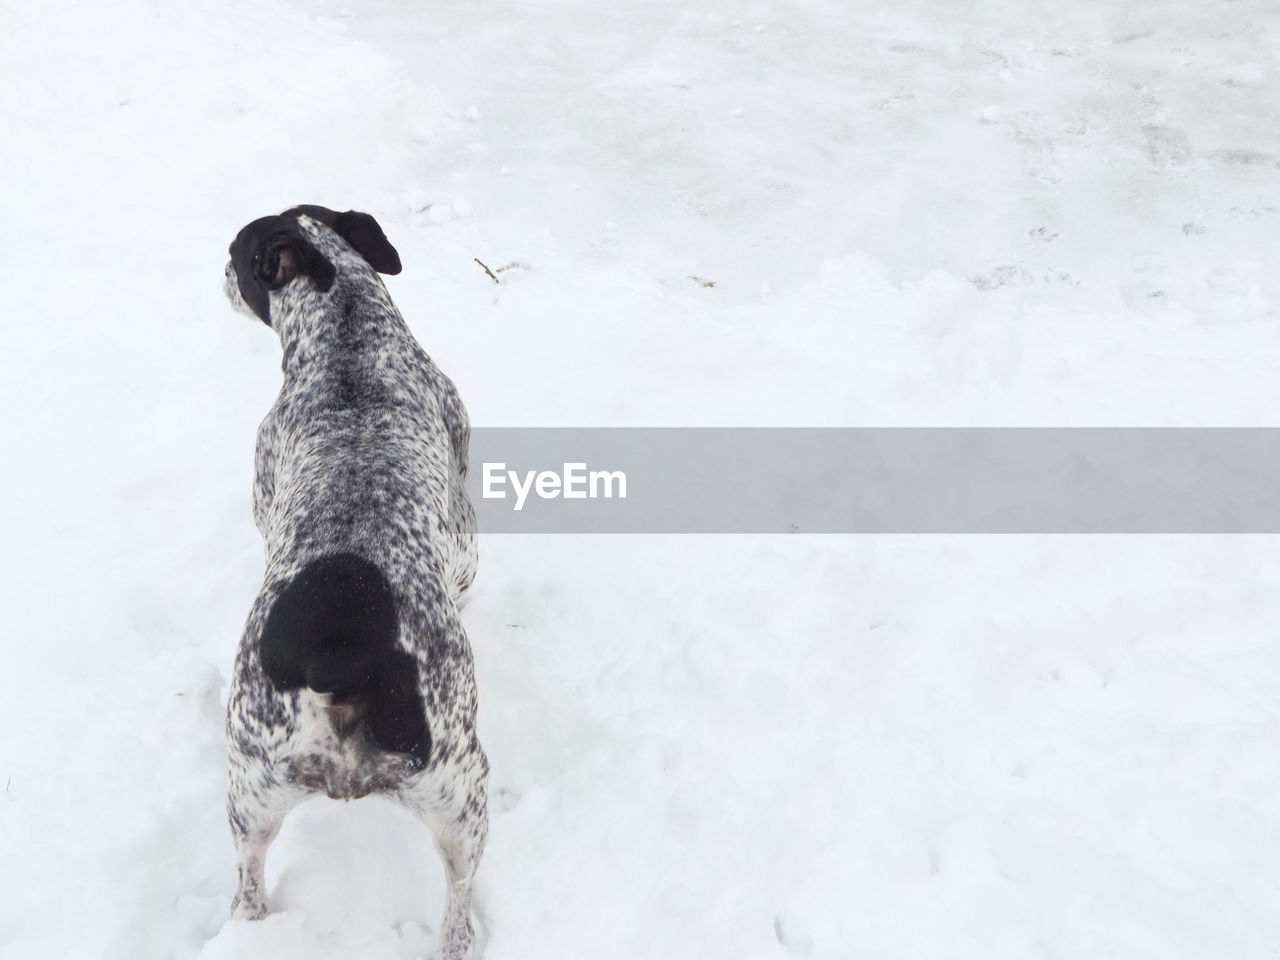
[222,205,486,960]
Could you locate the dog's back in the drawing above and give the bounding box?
[253,218,477,593]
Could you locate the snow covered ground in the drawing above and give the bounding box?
[4,0,1280,957]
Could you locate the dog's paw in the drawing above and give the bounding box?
[438,920,475,960]
[230,895,269,921]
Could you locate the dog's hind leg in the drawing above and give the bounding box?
[400,746,489,960]
[226,748,304,920]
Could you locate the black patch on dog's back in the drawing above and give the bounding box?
[261,554,431,764]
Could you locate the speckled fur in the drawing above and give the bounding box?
[223,209,487,960]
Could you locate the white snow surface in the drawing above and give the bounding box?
[3,1,1280,957]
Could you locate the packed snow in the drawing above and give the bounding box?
[3,0,1280,958]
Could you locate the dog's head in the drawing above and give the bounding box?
[224,205,402,325]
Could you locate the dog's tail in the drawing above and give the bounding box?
[259,553,431,765]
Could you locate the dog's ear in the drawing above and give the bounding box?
[257,229,337,291]
[332,211,402,275]
[229,216,337,324]
[289,205,402,275]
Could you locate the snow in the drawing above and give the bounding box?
[3,0,1280,958]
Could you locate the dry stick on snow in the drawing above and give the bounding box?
[474,258,500,284]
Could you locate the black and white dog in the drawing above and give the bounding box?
[222,205,487,960]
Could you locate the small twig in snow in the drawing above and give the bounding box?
[471,257,499,284]
[474,258,500,284]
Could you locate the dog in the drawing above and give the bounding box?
[222,205,487,960]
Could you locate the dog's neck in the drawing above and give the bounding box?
[273,279,400,377]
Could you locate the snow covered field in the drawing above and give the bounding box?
[4,0,1280,957]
